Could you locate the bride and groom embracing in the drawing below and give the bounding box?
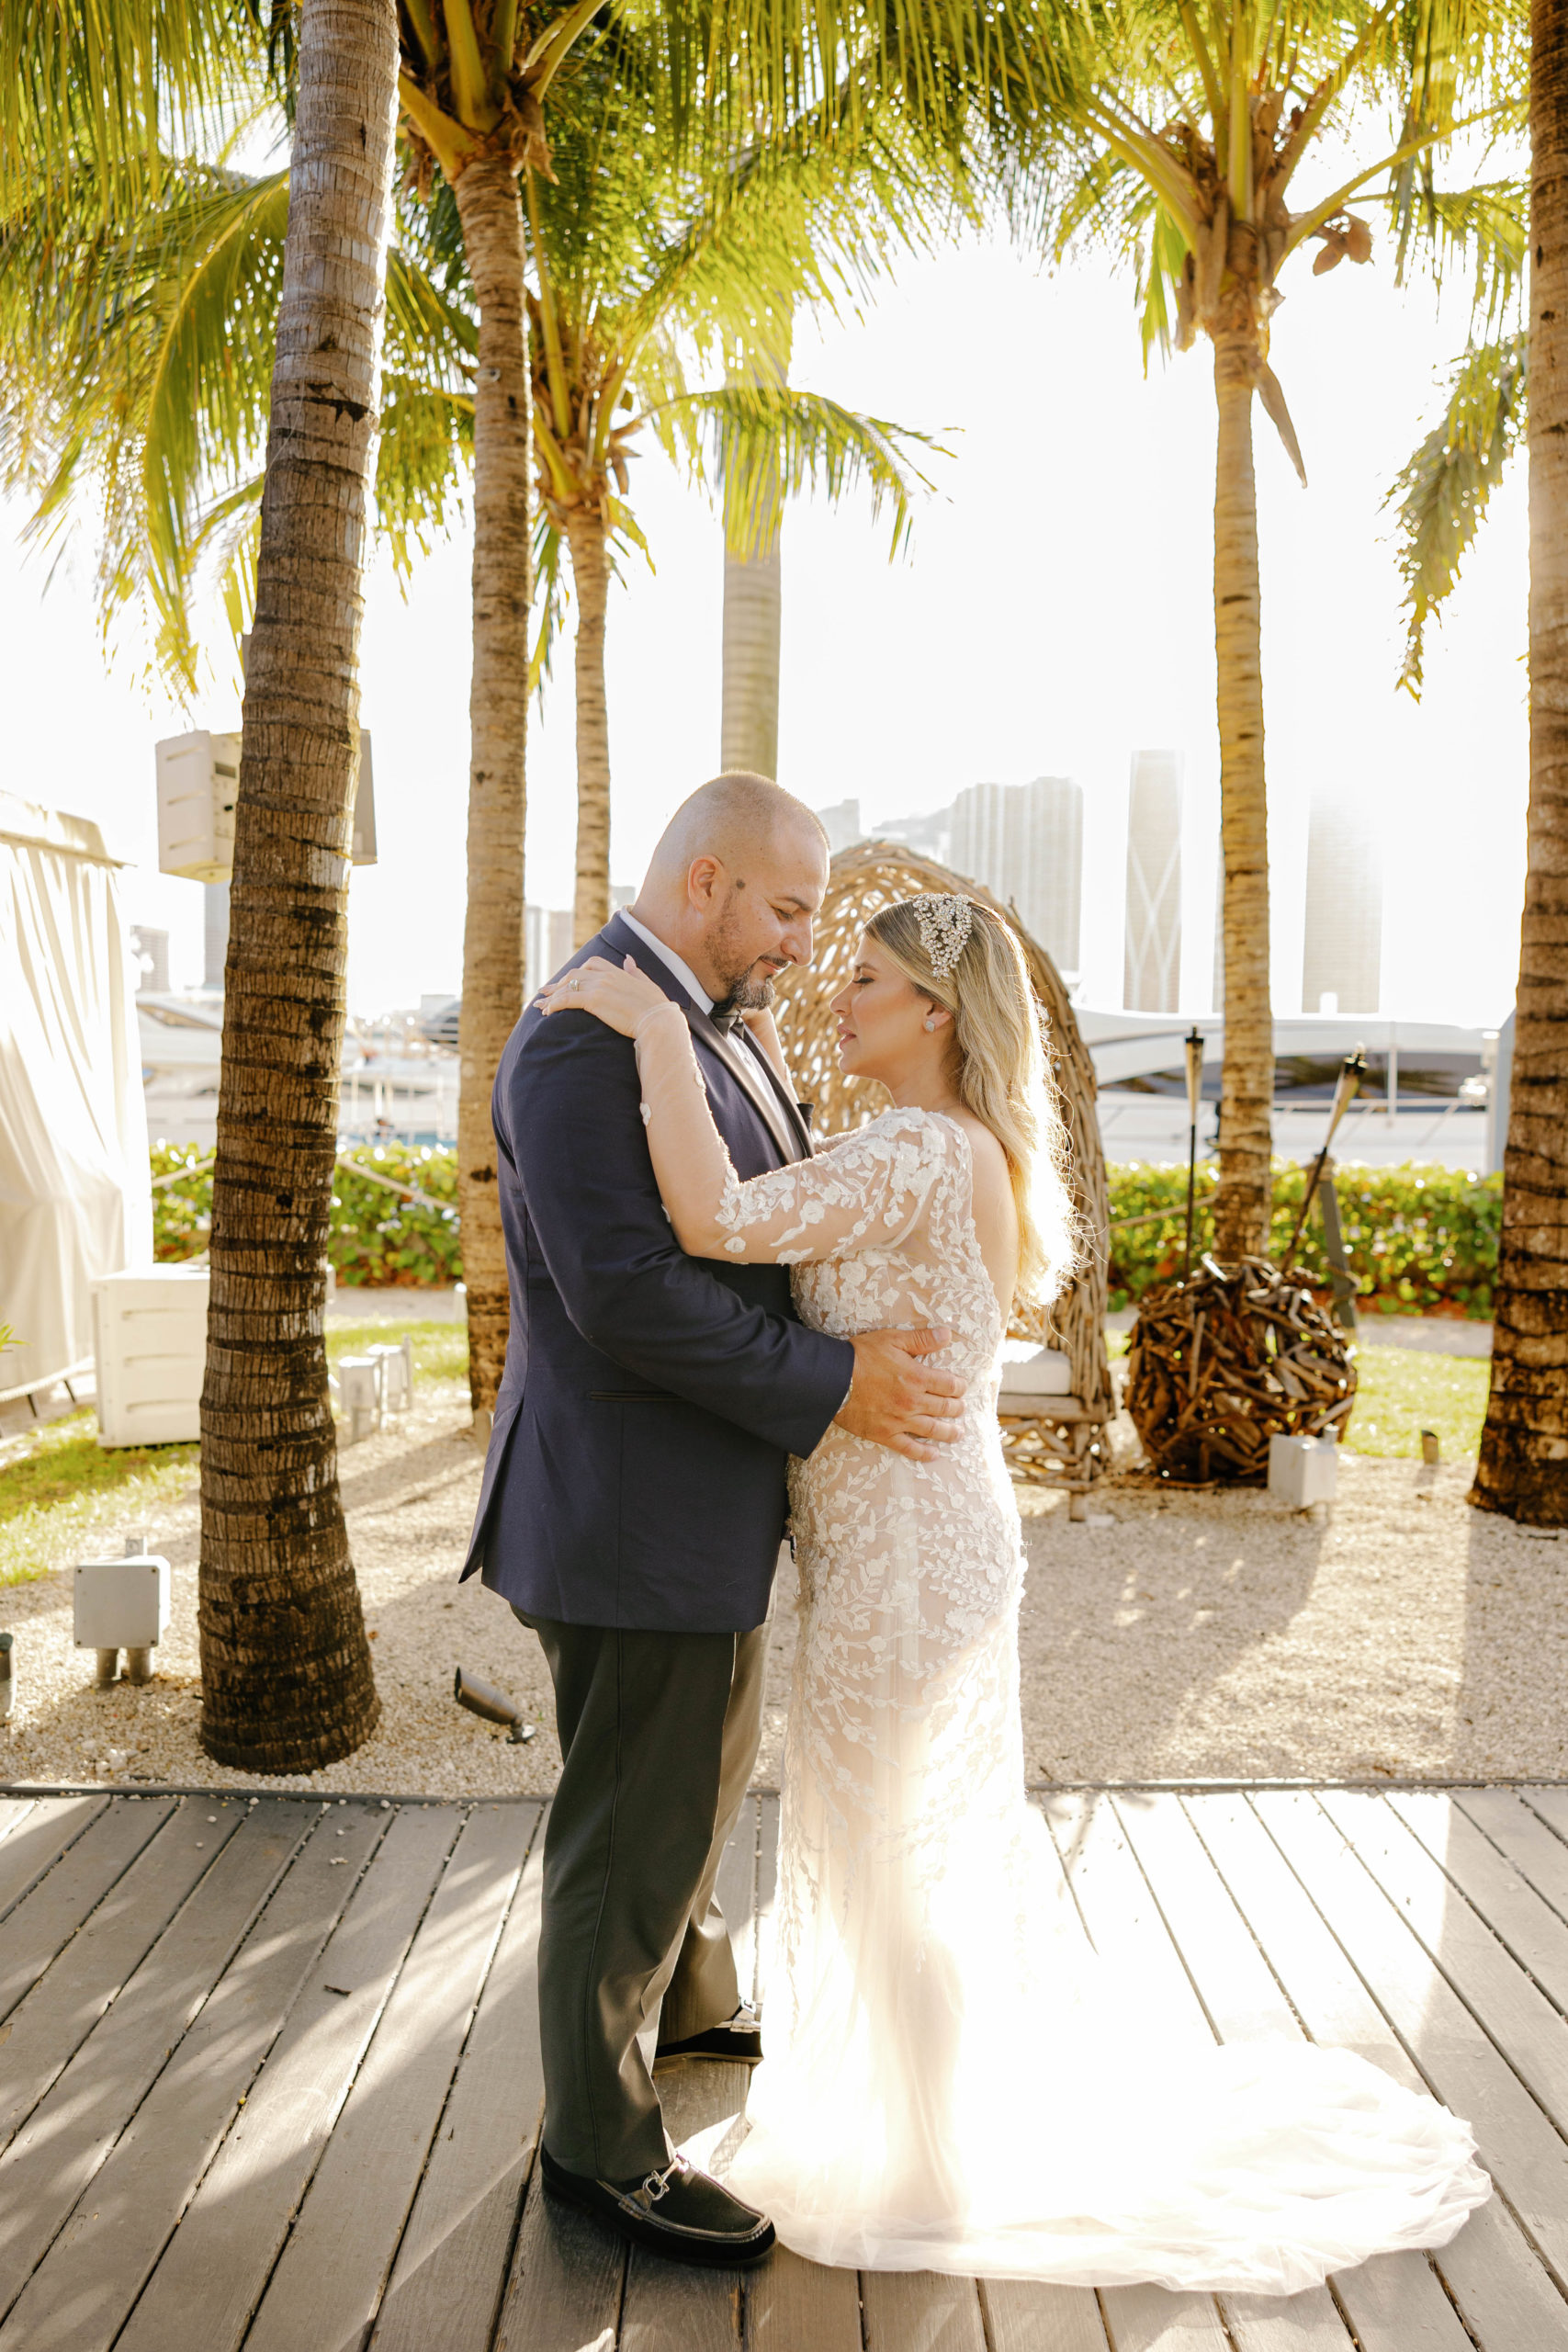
[459,773,1487,2288]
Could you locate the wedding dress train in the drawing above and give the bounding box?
[700,1105,1488,2290]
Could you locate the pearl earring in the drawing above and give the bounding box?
[923,1017,937,1033]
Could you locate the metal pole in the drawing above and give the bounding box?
[1182,1026,1204,1280]
[1283,1047,1367,1266]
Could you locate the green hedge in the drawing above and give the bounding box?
[153,1144,1501,1317]
[152,1141,460,1287]
[1106,1159,1501,1318]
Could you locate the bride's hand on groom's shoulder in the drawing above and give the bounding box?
[537,955,674,1039]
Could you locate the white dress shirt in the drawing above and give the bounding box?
[618,910,714,1015]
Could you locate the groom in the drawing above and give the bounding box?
[460,773,965,2266]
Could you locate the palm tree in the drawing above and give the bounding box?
[1,0,400,1765]
[195,0,401,1770]
[1472,0,1568,1524]
[524,46,946,941]
[1034,0,1523,1258]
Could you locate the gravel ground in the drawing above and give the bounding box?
[2,1378,1564,1792]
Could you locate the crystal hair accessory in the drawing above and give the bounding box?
[912,894,975,980]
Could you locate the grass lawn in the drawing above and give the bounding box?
[0,1320,466,1589]
[1345,1343,1489,1462]
[0,1317,1493,1591]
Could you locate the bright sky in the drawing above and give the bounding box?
[0,218,1528,1024]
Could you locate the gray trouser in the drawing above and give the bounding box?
[517,1610,768,2182]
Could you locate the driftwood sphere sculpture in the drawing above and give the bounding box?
[1124,1256,1357,1483]
[771,839,1111,1424]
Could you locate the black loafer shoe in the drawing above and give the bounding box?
[657,2004,763,2066]
[540,2145,775,2267]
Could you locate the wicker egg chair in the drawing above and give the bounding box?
[771,840,1112,1490]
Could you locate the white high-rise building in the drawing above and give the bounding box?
[946,776,1083,976]
[815,798,863,854]
[1301,786,1382,1014]
[1123,751,1183,1012]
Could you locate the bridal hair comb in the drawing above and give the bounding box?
[911,894,975,981]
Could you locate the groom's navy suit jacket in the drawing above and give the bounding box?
[459,912,855,1633]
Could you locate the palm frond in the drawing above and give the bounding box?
[1385,176,1528,336]
[0,144,475,693]
[1385,334,1525,696]
[646,382,950,562]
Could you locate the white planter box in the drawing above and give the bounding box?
[92,1269,209,1448]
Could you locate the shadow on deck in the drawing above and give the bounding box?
[0,1779,1564,2350]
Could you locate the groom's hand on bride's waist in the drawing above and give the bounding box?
[833,1329,965,1461]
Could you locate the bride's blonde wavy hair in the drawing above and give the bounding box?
[863,897,1079,1306]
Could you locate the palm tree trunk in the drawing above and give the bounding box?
[1211,332,1273,1261]
[719,338,788,780]
[452,152,531,1418]
[1472,0,1568,1523]
[198,0,398,1772]
[719,535,782,778]
[566,507,613,947]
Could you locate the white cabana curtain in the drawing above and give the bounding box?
[0,793,152,1398]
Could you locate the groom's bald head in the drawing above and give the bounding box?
[645,773,827,888]
[631,772,830,1012]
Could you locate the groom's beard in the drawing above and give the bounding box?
[706,894,786,1017]
[712,963,778,1019]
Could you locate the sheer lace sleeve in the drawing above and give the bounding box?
[632,1002,952,1266]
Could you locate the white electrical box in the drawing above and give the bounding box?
[74,1551,172,1651]
[92,1269,209,1448]
[1268,1432,1338,1508]
[156,730,241,881]
[154,729,377,882]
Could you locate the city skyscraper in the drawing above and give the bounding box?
[946,776,1083,976]
[1301,785,1382,1013]
[1123,750,1183,1012]
[815,798,863,854]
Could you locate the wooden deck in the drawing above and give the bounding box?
[0,1782,1566,2350]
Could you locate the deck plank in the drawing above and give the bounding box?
[367,1803,546,2352]
[1043,1798,1235,2352]
[0,1797,296,2317]
[861,2269,987,2350]
[0,1801,356,2352]
[1098,2282,1233,2349]
[748,2246,863,2350]
[1454,1788,1568,1930]
[114,1802,451,2352]
[1250,1792,1568,2314]
[0,1799,37,1848]
[1317,1790,1568,2134]
[488,2172,625,2352]
[1520,1786,1568,1846]
[0,1798,214,2154]
[244,1803,525,2352]
[0,1796,107,1927]
[1109,1796,1355,2352]
[1190,1792,1568,2352]
[1390,1788,1568,2011]
[983,2278,1112,2351]
[0,1796,168,2030]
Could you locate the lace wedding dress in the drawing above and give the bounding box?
[627,1016,1489,2290]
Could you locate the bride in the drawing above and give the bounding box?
[539,890,1488,2293]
